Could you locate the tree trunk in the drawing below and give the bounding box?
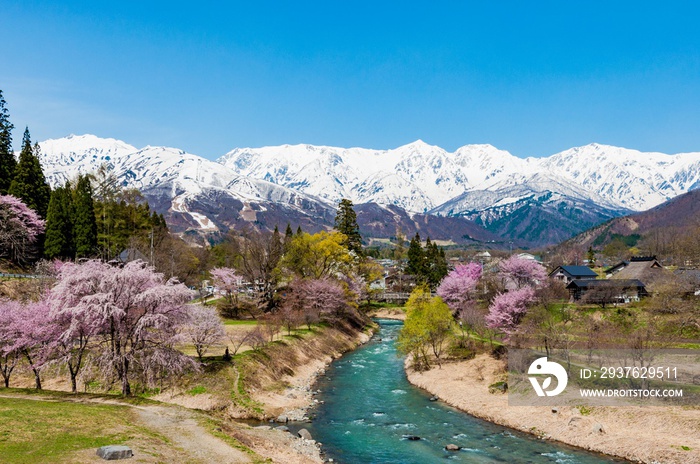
[33,369,42,390]
[24,351,42,390]
[69,364,78,393]
[121,358,131,396]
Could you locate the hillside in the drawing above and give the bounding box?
[557,189,700,251]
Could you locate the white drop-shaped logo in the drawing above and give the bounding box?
[528,357,568,397]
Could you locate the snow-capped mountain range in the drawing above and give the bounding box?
[219,140,700,213]
[32,134,700,245]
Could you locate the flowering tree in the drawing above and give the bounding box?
[301,278,349,324]
[210,267,242,313]
[50,260,196,395]
[485,286,536,335]
[9,300,56,390]
[437,262,482,312]
[0,299,21,387]
[0,194,45,264]
[183,305,226,361]
[498,255,547,289]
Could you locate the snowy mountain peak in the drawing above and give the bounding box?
[36,134,700,228]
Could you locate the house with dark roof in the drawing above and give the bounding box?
[567,279,648,304]
[609,256,667,291]
[604,260,630,278]
[549,265,598,285]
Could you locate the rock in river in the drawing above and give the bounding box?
[298,428,313,440]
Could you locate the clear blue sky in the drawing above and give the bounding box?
[4,1,700,159]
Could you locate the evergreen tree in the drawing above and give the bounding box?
[406,233,426,277]
[334,198,363,256]
[426,240,448,289]
[9,130,50,218]
[44,183,74,259]
[296,225,303,235]
[285,223,293,240]
[73,175,97,258]
[0,90,16,194]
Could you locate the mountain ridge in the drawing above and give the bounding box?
[31,134,700,247]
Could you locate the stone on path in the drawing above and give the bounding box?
[96,445,133,460]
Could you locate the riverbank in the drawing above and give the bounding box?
[405,354,700,464]
[248,326,373,421]
[367,308,406,320]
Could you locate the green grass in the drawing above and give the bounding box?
[0,395,162,464]
[186,385,207,396]
[223,319,258,326]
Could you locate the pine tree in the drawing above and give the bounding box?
[0,90,16,194]
[9,130,50,218]
[44,183,75,259]
[285,223,293,240]
[334,198,363,255]
[426,241,448,289]
[406,233,426,277]
[73,175,97,258]
[296,225,303,235]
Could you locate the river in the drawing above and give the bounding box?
[304,319,625,463]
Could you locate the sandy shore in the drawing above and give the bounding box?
[406,354,700,464]
[369,308,406,320]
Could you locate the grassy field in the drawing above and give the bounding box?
[0,395,162,464]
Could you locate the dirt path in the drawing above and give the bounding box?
[0,393,252,463]
[133,404,251,463]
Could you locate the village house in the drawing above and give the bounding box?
[566,279,648,303]
[607,256,668,292]
[549,265,598,285]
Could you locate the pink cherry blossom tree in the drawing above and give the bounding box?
[437,262,482,312]
[302,278,350,324]
[210,267,243,309]
[485,286,536,335]
[50,259,196,395]
[282,278,350,330]
[0,194,45,264]
[182,304,226,361]
[9,299,56,390]
[0,299,21,388]
[49,260,108,392]
[498,255,547,289]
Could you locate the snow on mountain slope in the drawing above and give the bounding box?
[219,140,527,212]
[37,134,137,187]
[37,135,334,233]
[36,134,700,244]
[540,143,700,210]
[220,140,700,213]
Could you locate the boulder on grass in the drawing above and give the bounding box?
[96,445,133,460]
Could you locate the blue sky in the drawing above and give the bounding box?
[4,1,700,159]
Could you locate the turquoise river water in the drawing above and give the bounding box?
[303,319,626,464]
